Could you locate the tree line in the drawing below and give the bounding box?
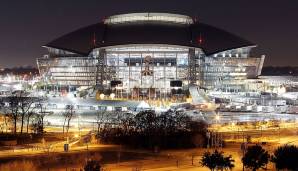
[0,91,51,135]
[201,144,298,171]
[97,110,208,149]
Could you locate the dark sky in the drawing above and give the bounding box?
[0,0,298,68]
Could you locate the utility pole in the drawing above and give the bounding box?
[206,131,210,149]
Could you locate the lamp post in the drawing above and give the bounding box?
[215,114,220,124]
[110,93,115,100]
[100,93,105,100]
[214,113,221,149]
[77,114,81,137]
[206,131,211,149]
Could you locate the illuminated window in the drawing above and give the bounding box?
[104,13,193,25]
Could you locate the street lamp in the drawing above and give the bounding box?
[110,93,115,100]
[100,93,105,100]
[231,121,235,127]
[215,114,220,124]
[206,131,211,149]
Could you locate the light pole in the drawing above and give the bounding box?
[77,114,81,137]
[215,114,220,124]
[215,113,221,149]
[206,131,210,149]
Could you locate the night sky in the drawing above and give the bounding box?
[0,0,297,68]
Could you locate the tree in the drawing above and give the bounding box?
[34,97,52,134]
[0,99,11,133]
[19,98,32,134]
[187,119,208,133]
[135,110,158,147]
[98,109,208,149]
[25,97,47,133]
[17,91,37,134]
[25,111,35,133]
[95,111,109,134]
[119,112,135,135]
[2,113,11,133]
[0,91,38,134]
[220,154,235,171]
[135,110,157,134]
[62,105,75,134]
[32,111,52,134]
[2,94,21,134]
[173,110,191,130]
[242,145,270,171]
[157,111,176,134]
[31,114,44,134]
[271,145,298,170]
[201,150,234,171]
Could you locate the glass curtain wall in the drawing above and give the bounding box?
[203,54,261,92]
[103,46,189,99]
[37,57,97,86]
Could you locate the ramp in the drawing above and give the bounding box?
[189,85,210,104]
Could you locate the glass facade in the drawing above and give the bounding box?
[203,57,261,91]
[202,47,262,92]
[102,46,190,93]
[37,45,262,95]
[37,13,266,106]
[37,57,97,86]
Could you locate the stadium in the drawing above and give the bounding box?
[37,12,265,105]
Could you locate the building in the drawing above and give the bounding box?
[37,13,264,103]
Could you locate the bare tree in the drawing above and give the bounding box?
[63,105,75,134]
[2,95,21,134]
[120,112,135,135]
[26,111,35,133]
[0,99,11,133]
[31,114,44,134]
[32,97,52,134]
[2,114,11,133]
[18,91,37,134]
[25,97,44,133]
[96,111,107,134]
[0,91,46,135]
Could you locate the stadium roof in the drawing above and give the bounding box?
[45,13,255,56]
